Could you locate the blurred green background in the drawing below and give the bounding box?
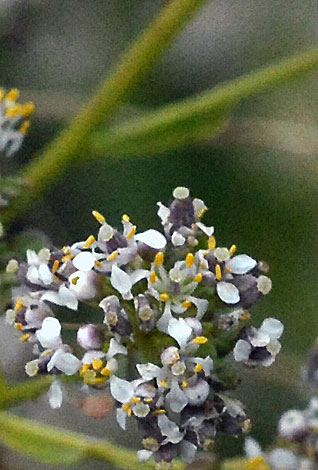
[1,0,318,468]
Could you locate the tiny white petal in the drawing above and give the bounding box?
[168,318,192,348]
[36,317,61,349]
[173,186,189,200]
[260,318,284,340]
[27,265,39,284]
[166,379,188,413]
[137,450,153,462]
[26,249,38,265]
[110,376,134,403]
[73,252,96,271]
[180,440,197,464]
[59,285,79,309]
[116,407,127,430]
[158,414,183,443]
[189,296,209,320]
[171,231,185,247]
[48,380,63,409]
[156,302,173,333]
[48,349,81,375]
[130,269,149,286]
[39,264,54,285]
[217,282,240,304]
[233,339,251,362]
[244,437,263,458]
[226,254,256,274]
[25,360,39,377]
[136,363,161,381]
[196,222,214,236]
[184,379,210,406]
[82,350,106,364]
[257,275,272,295]
[135,229,167,249]
[107,338,127,358]
[111,265,132,296]
[157,202,170,223]
[214,247,230,262]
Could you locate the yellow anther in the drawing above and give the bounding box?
[0,89,3,101]
[160,293,170,302]
[54,275,60,282]
[197,208,207,218]
[14,322,23,331]
[186,253,195,267]
[41,349,53,357]
[240,311,251,322]
[160,380,168,388]
[225,267,231,274]
[62,246,68,253]
[229,244,237,256]
[6,105,22,118]
[131,397,141,404]
[126,225,137,240]
[107,250,119,261]
[92,359,103,371]
[195,363,203,373]
[52,259,60,274]
[101,367,111,377]
[71,276,80,285]
[247,457,270,470]
[155,251,164,266]
[153,409,166,415]
[150,271,157,283]
[84,234,96,249]
[193,336,208,345]
[14,298,24,311]
[6,88,19,101]
[208,236,216,250]
[122,403,131,412]
[144,398,153,403]
[181,381,189,389]
[95,260,102,268]
[21,102,35,117]
[92,210,105,224]
[80,364,91,377]
[215,264,222,280]
[91,377,107,385]
[20,121,30,134]
[20,333,31,342]
[62,253,74,262]
[194,273,203,283]
[182,300,192,309]
[122,214,130,223]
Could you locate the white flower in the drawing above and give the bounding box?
[36,317,62,349]
[48,379,63,409]
[47,348,81,375]
[135,229,167,250]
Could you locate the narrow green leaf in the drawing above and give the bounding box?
[0,376,54,410]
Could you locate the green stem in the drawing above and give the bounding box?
[0,376,54,410]
[2,0,206,225]
[88,48,318,157]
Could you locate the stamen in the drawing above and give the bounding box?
[122,214,130,223]
[20,121,30,134]
[126,225,137,240]
[14,298,24,311]
[182,300,192,309]
[101,367,111,377]
[194,272,203,283]
[52,260,60,274]
[6,88,19,101]
[155,252,164,266]
[208,236,216,250]
[95,260,102,268]
[71,276,80,285]
[131,397,141,403]
[19,333,31,342]
[150,271,157,283]
[186,252,195,267]
[92,359,103,371]
[240,311,251,322]
[80,364,91,377]
[153,409,166,415]
[107,250,119,261]
[21,102,35,117]
[84,235,96,249]
[247,457,270,470]
[181,381,189,388]
[6,105,21,118]
[160,380,168,388]
[215,264,222,280]
[14,323,23,331]
[144,398,153,403]
[229,244,237,256]
[92,210,106,224]
[122,403,131,412]
[160,293,170,302]
[193,336,208,344]
[195,363,203,373]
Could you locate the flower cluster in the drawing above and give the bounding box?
[0,88,34,157]
[5,187,282,466]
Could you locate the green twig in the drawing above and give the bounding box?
[0,410,185,469]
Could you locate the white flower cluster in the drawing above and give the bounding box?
[5,187,283,466]
[0,88,34,157]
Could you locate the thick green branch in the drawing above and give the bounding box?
[88,48,318,157]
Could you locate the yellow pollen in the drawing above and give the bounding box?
[195,363,203,373]
[52,260,59,274]
[80,364,91,377]
[41,349,53,357]
[62,253,74,262]
[226,267,231,273]
[101,367,111,377]
[160,380,168,388]
[155,251,164,266]
[21,102,35,117]
[208,236,216,250]
[131,397,141,403]
[122,403,131,412]
[247,457,270,470]
[182,300,192,309]
[6,88,19,101]
[92,359,103,371]
[126,225,137,240]
[197,208,207,218]
[84,234,96,249]
[229,244,237,256]
[160,293,170,302]
[144,398,153,403]
[14,322,23,331]
[215,264,222,280]
[194,273,203,283]
[122,214,130,223]
[0,89,3,101]
[20,333,31,342]
[14,299,24,311]
[150,271,157,283]
[181,381,189,389]
[193,336,208,345]
[95,260,102,268]
[91,377,107,385]
[107,250,119,261]
[71,276,80,285]
[186,253,195,267]
[92,210,106,224]
[240,311,251,322]
[6,105,21,118]
[153,409,166,415]
[20,121,30,134]
[54,275,59,282]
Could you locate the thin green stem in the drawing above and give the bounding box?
[0,376,54,410]
[2,0,207,225]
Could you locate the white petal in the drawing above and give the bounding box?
[73,252,96,271]
[26,249,38,265]
[189,296,209,320]
[184,379,210,406]
[156,302,173,333]
[82,350,106,364]
[157,414,183,443]
[48,350,81,375]
[250,330,270,347]
[168,318,192,348]
[59,285,79,310]
[233,339,251,362]
[48,380,63,409]
[136,363,161,381]
[107,338,127,358]
[36,317,61,349]
[260,317,283,340]
[166,379,188,413]
[217,282,240,304]
[39,264,54,285]
[226,254,256,274]
[137,450,153,462]
[244,437,263,458]
[171,231,186,247]
[110,375,134,403]
[157,202,170,223]
[116,407,127,430]
[267,449,298,470]
[111,265,132,296]
[27,265,40,284]
[196,222,214,236]
[135,230,166,249]
[130,269,149,286]
[257,275,272,294]
[180,440,197,464]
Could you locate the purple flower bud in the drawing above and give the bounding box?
[77,324,104,350]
